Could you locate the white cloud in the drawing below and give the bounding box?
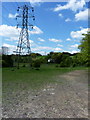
[32,46,53,51]
[25,0,43,6]
[4,38,34,48]
[70,50,79,54]
[31,45,63,54]
[2,43,16,54]
[65,18,71,22]
[58,13,63,18]
[75,9,90,21]
[64,50,79,54]
[54,47,62,52]
[29,40,34,44]
[71,27,90,39]
[5,37,19,41]
[49,38,62,42]
[71,44,79,48]
[0,25,43,42]
[66,38,71,41]
[53,0,85,12]
[2,40,35,54]
[36,51,46,55]
[0,25,20,38]
[8,13,18,19]
[30,26,43,34]
[2,39,36,54]
[29,40,35,47]
[0,25,43,54]
[38,37,45,42]
[57,44,63,47]
[2,43,16,48]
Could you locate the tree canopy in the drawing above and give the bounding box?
[78,32,90,66]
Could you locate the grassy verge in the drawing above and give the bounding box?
[2,64,88,91]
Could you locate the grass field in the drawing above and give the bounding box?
[2,64,88,91]
[2,64,88,118]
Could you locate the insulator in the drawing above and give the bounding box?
[32,26,33,29]
[16,25,18,28]
[32,9,34,12]
[33,18,35,21]
[17,9,19,11]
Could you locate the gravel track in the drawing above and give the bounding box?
[2,70,88,118]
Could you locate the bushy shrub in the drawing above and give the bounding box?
[2,60,8,67]
[32,59,41,69]
[38,57,47,64]
[60,55,72,67]
[2,55,13,67]
[22,64,26,67]
[72,53,85,67]
[55,64,59,67]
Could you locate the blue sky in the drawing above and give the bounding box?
[0,0,89,55]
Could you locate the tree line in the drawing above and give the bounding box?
[1,32,90,68]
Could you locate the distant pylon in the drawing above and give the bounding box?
[15,4,35,69]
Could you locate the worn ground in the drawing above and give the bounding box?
[2,70,88,118]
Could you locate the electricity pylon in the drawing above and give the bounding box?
[15,4,35,69]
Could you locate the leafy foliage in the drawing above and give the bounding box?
[2,55,13,67]
[78,32,90,66]
[60,56,72,67]
[32,59,41,69]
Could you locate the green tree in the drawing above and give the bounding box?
[72,53,84,67]
[78,32,90,66]
[2,55,13,67]
[60,54,72,67]
[51,52,62,64]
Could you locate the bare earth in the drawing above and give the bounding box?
[2,70,88,118]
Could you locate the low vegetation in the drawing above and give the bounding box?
[2,64,88,90]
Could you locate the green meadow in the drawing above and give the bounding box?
[2,64,88,91]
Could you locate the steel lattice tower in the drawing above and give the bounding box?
[15,4,35,68]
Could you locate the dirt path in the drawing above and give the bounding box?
[2,70,88,118]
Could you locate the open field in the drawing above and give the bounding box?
[2,65,88,118]
[2,64,88,89]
